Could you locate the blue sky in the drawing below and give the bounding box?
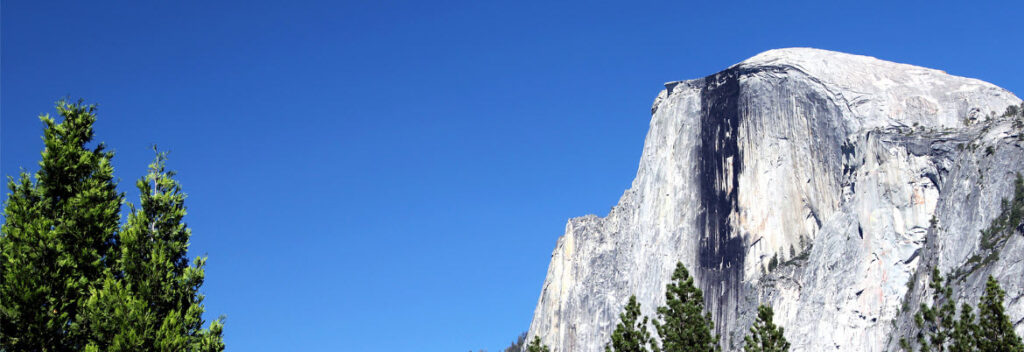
[3,1,1023,351]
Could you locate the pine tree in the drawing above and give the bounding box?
[526,336,550,352]
[909,267,957,352]
[653,262,720,352]
[0,101,123,351]
[905,269,1023,352]
[1,101,224,351]
[948,303,976,352]
[974,276,1023,352]
[78,151,224,351]
[743,305,789,352]
[767,254,779,272]
[606,295,654,352]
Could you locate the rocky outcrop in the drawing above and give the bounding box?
[526,48,1024,351]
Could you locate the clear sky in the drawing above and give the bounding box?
[3,1,1023,351]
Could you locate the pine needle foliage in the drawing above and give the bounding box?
[975,276,1023,352]
[653,262,720,352]
[0,100,224,351]
[1,101,123,351]
[606,295,655,352]
[904,268,1022,352]
[79,150,224,351]
[912,267,957,352]
[526,336,551,352]
[743,305,789,352]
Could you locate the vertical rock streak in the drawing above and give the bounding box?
[697,69,746,336]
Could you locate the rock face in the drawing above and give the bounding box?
[526,48,1024,351]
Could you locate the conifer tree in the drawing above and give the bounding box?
[78,151,224,351]
[905,269,1023,352]
[743,305,789,352]
[653,262,720,352]
[606,295,654,352]
[1,100,224,351]
[910,267,957,352]
[526,336,550,352]
[974,276,1023,352]
[949,303,976,352]
[0,101,123,350]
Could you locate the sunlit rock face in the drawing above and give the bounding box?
[526,48,1024,351]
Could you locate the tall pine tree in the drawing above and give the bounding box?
[1,101,123,351]
[905,269,1023,352]
[78,151,224,351]
[653,262,720,352]
[949,303,976,352]
[742,305,789,352]
[606,295,654,352]
[913,267,957,352]
[1,100,224,351]
[975,276,1023,352]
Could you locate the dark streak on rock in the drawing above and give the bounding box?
[924,172,940,192]
[904,248,921,264]
[696,68,746,338]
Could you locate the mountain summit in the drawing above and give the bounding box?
[526,48,1023,351]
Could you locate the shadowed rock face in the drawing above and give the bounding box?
[696,68,746,334]
[526,48,1024,351]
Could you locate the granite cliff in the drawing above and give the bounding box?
[526,48,1024,351]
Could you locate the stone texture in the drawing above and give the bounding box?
[526,48,1024,351]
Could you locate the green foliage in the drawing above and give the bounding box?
[949,303,976,352]
[1011,103,1024,130]
[912,267,957,351]
[906,269,1022,352]
[1002,104,1020,117]
[975,276,1023,351]
[957,173,1024,280]
[1,101,123,350]
[743,305,790,352]
[80,151,224,351]
[982,174,1024,247]
[767,254,779,272]
[653,262,720,352]
[606,295,654,352]
[526,336,551,352]
[788,239,812,264]
[0,101,224,351]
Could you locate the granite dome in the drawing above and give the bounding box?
[526,48,1023,351]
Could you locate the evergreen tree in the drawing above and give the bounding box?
[949,303,976,352]
[0,101,123,351]
[767,254,779,272]
[743,305,789,352]
[653,262,720,352]
[910,267,957,352]
[905,269,1023,352]
[526,336,550,352]
[1,101,224,351]
[78,151,224,351]
[974,276,1023,352]
[606,295,654,352]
